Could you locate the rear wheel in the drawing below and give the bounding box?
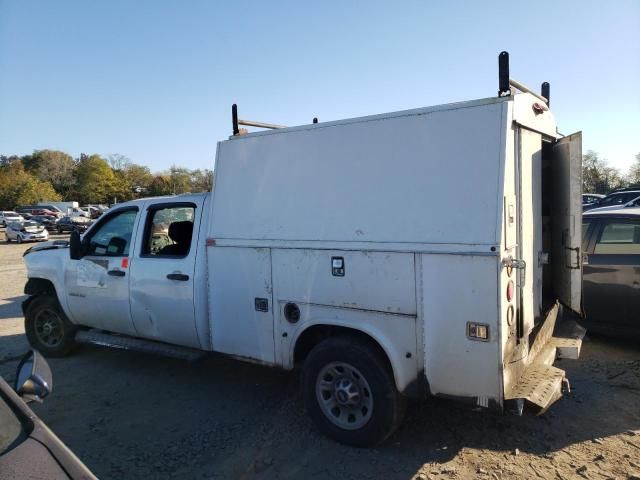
[25,295,78,357]
[302,336,405,447]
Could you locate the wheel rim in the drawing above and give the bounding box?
[316,362,373,430]
[34,307,64,347]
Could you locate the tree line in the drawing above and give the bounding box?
[1,148,637,211]
[582,151,640,194]
[0,150,213,210]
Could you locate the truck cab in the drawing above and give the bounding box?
[23,193,211,352]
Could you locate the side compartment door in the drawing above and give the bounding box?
[208,247,275,364]
[551,132,583,314]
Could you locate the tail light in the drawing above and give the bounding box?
[506,280,515,302]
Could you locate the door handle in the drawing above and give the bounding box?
[166,273,189,281]
[107,269,126,277]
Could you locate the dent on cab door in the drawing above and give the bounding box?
[128,202,201,348]
[64,208,139,334]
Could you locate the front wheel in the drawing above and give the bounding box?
[25,295,78,357]
[16,235,22,244]
[302,336,405,447]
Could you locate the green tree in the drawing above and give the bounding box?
[22,150,76,198]
[75,154,119,204]
[582,151,625,194]
[148,175,172,196]
[190,169,214,192]
[168,166,192,194]
[0,160,60,209]
[14,178,61,205]
[627,152,640,186]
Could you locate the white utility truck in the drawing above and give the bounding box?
[22,53,584,446]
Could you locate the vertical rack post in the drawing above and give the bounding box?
[498,51,510,97]
[541,82,550,106]
[232,104,239,136]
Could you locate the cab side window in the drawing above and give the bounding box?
[142,205,195,257]
[86,209,138,257]
[594,220,640,255]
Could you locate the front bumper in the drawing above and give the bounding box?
[23,234,49,241]
[505,303,586,414]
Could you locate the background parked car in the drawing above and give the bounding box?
[29,214,59,231]
[584,188,640,211]
[582,193,605,207]
[587,195,640,214]
[70,207,91,218]
[56,215,91,233]
[0,351,97,479]
[0,211,24,226]
[582,207,640,338]
[16,206,59,218]
[35,204,65,217]
[5,221,49,243]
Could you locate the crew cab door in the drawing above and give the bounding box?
[128,200,202,348]
[551,132,583,314]
[64,207,139,334]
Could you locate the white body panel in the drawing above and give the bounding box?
[23,92,581,410]
[210,97,506,249]
[421,254,501,404]
[208,246,275,364]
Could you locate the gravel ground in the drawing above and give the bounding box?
[0,230,639,480]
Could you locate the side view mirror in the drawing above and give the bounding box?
[69,229,83,260]
[15,351,53,403]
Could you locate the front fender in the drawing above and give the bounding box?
[22,248,74,322]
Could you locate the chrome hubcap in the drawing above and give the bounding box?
[316,362,373,430]
[34,308,64,347]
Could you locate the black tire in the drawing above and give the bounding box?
[16,235,22,244]
[302,336,405,447]
[5,236,10,243]
[25,295,78,357]
[57,227,63,234]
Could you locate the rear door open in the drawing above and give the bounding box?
[551,132,583,314]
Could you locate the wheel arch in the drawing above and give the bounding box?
[291,320,421,396]
[24,277,57,297]
[22,277,71,320]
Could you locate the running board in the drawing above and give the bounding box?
[75,330,204,362]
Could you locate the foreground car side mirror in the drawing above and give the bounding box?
[15,350,53,403]
[69,229,83,260]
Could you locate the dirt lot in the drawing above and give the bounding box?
[0,230,639,480]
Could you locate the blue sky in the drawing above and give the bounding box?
[1,1,638,173]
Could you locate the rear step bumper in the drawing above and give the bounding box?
[505,303,586,414]
[75,330,204,362]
